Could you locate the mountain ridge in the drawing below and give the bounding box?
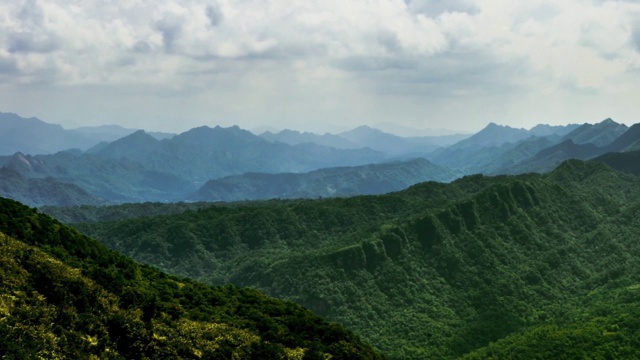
[68,158,640,358]
[190,157,460,202]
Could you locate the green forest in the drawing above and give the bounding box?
[50,159,640,358]
[0,197,384,359]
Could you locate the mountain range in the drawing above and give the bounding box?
[7,108,640,358]
[0,112,173,156]
[189,158,459,202]
[2,111,640,207]
[59,159,640,359]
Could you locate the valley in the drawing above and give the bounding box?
[4,111,640,358]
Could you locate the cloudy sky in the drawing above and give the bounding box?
[1,0,640,134]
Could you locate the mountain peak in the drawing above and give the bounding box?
[91,129,160,159]
[345,125,385,135]
[562,119,628,147]
[604,122,640,152]
[112,129,158,145]
[174,124,261,147]
[484,122,502,129]
[339,125,393,141]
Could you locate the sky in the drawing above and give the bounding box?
[1,0,640,134]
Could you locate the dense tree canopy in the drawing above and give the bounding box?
[0,197,384,359]
[58,160,640,358]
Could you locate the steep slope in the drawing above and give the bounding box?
[444,123,530,149]
[484,136,557,174]
[190,158,460,202]
[88,129,162,161]
[505,139,603,174]
[0,197,384,359]
[491,119,631,175]
[561,118,627,147]
[70,160,640,358]
[602,123,640,153]
[427,123,531,170]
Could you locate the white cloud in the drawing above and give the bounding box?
[1,0,640,132]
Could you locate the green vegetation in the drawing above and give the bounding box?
[63,160,640,358]
[41,201,216,224]
[0,197,384,359]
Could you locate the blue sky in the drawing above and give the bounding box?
[1,0,640,134]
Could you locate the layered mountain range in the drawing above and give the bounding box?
[0,111,173,155]
[7,109,640,359]
[1,111,639,206]
[53,159,640,358]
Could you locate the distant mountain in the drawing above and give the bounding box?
[602,123,640,153]
[427,123,532,170]
[70,124,175,142]
[190,158,460,202]
[561,118,627,147]
[260,129,357,149]
[337,125,468,156]
[506,139,603,174]
[68,124,138,143]
[261,126,469,157]
[373,122,466,137]
[429,119,625,175]
[497,118,631,175]
[482,136,558,174]
[590,150,640,176]
[0,167,103,207]
[450,123,531,148]
[91,125,387,185]
[0,151,195,203]
[88,130,161,161]
[529,123,580,137]
[0,125,388,204]
[0,112,99,155]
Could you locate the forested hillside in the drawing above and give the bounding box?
[0,197,384,359]
[67,160,640,358]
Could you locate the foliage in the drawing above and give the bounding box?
[63,160,640,358]
[0,197,384,359]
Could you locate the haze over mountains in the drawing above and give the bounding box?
[5,109,640,358]
[0,112,173,156]
[1,110,640,207]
